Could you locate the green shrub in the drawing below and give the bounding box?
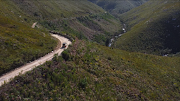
[79,78,87,89]
[52,54,58,62]
[108,57,112,60]
[62,50,70,61]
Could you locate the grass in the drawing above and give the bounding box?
[1,0,122,44]
[0,39,180,100]
[1,0,179,100]
[44,12,122,44]
[88,0,149,15]
[0,0,122,75]
[114,0,180,55]
[7,0,104,20]
[0,14,57,76]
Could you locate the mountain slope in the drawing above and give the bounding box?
[0,12,57,76]
[88,0,149,15]
[114,0,180,55]
[1,39,180,100]
[6,0,122,43]
[0,0,122,75]
[1,0,103,20]
[0,0,180,100]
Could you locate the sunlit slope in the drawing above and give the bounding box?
[0,15,57,75]
[1,0,104,21]
[0,0,122,75]
[114,0,180,55]
[1,0,122,44]
[1,39,180,100]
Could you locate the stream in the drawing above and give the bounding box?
[108,24,127,47]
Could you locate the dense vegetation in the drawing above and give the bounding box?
[88,0,148,15]
[10,0,104,20]
[1,0,180,100]
[0,0,119,37]
[43,12,122,44]
[1,39,180,100]
[6,0,122,44]
[0,13,57,76]
[0,0,122,75]
[114,0,180,55]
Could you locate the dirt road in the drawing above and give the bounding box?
[0,34,71,86]
[31,22,37,28]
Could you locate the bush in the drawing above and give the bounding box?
[108,57,112,60]
[79,78,87,89]
[52,54,58,62]
[62,50,70,61]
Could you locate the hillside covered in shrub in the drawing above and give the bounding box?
[1,0,122,44]
[0,12,57,76]
[88,0,149,15]
[0,0,180,100]
[114,0,180,55]
[0,0,122,75]
[1,39,180,100]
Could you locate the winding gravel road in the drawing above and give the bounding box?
[0,34,71,86]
